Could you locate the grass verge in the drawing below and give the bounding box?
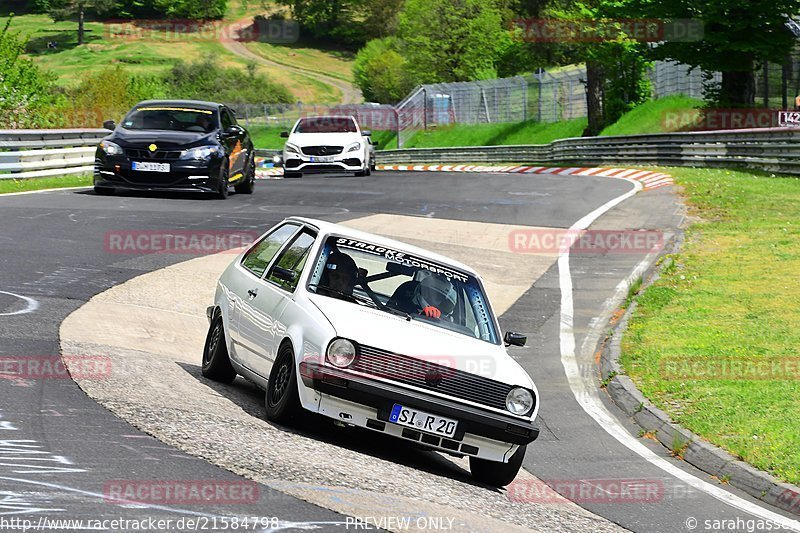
[404,118,587,148]
[620,166,800,485]
[599,95,703,137]
[0,174,91,194]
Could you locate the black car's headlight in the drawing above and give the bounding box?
[326,338,357,368]
[99,140,123,156]
[346,142,361,153]
[181,146,221,161]
[284,143,300,154]
[506,387,534,415]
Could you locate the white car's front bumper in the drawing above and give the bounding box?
[283,149,364,173]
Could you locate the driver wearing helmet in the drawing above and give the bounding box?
[389,272,457,320]
[317,251,359,302]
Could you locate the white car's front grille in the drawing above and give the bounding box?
[352,345,522,412]
[301,145,343,156]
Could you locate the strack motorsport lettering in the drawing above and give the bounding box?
[335,238,469,283]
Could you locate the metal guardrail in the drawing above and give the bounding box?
[4,127,800,179]
[377,128,800,175]
[0,129,108,180]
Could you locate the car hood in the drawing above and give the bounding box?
[111,129,216,150]
[287,132,363,147]
[307,294,534,389]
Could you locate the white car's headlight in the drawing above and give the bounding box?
[346,142,361,153]
[506,387,534,415]
[326,338,357,368]
[285,143,300,154]
[181,145,220,160]
[100,140,123,156]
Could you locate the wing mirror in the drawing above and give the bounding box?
[103,120,116,130]
[280,131,290,138]
[504,331,527,347]
[271,266,297,283]
[362,130,372,137]
[222,125,241,137]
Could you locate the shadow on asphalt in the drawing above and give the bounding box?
[175,361,503,492]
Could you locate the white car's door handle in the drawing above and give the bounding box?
[247,288,258,300]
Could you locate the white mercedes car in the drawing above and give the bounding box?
[202,217,540,486]
[280,116,372,178]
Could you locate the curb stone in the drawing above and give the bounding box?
[600,226,800,516]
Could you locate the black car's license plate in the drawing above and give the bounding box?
[389,403,458,437]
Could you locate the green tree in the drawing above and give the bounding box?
[353,37,414,103]
[0,17,55,128]
[42,0,116,45]
[627,0,800,106]
[397,0,507,83]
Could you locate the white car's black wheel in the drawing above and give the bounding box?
[265,344,301,423]
[469,445,526,487]
[201,315,237,383]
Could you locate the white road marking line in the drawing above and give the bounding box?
[556,177,800,530]
[0,291,39,316]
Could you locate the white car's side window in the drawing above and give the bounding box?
[266,230,317,292]
[241,224,299,278]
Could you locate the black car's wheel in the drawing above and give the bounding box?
[94,187,115,196]
[216,160,229,199]
[283,171,302,178]
[235,153,256,194]
[265,343,301,423]
[201,314,237,383]
[469,445,526,487]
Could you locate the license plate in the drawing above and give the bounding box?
[132,161,170,172]
[389,404,458,438]
[310,156,335,163]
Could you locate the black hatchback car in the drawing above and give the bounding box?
[94,100,256,199]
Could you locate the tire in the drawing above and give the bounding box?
[216,160,229,199]
[234,153,256,194]
[264,343,301,424]
[94,187,115,196]
[469,445,526,487]
[201,314,237,384]
[283,171,302,178]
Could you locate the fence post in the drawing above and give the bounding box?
[422,88,428,130]
[522,79,528,122]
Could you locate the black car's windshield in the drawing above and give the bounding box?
[295,117,357,133]
[122,107,219,133]
[308,236,500,344]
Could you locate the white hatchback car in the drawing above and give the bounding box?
[280,116,372,178]
[202,217,540,486]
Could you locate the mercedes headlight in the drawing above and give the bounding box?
[285,143,300,154]
[346,142,361,153]
[100,140,123,156]
[506,387,534,415]
[326,338,357,368]
[181,146,220,161]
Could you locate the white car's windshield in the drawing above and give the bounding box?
[295,117,358,133]
[308,236,499,344]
